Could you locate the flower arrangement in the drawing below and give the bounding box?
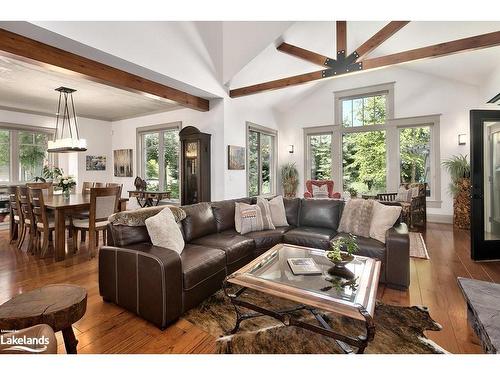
[326,234,359,266]
[55,175,77,197]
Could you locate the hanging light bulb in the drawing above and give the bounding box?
[48,87,87,153]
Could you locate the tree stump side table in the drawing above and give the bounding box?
[0,284,87,354]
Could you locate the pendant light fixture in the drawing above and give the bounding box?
[48,87,87,153]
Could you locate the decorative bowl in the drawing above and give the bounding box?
[326,251,354,269]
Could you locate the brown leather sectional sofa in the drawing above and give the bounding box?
[99,197,409,329]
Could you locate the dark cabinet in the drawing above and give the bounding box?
[179,126,211,205]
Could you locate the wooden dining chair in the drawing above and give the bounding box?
[94,182,106,188]
[71,186,120,258]
[8,186,21,245]
[29,188,68,258]
[17,186,36,253]
[26,182,54,197]
[82,181,94,194]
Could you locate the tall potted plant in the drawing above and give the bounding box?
[442,154,471,229]
[281,162,299,198]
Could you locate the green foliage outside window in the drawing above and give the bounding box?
[399,127,431,195]
[309,134,332,180]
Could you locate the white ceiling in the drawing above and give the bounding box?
[0,55,181,121]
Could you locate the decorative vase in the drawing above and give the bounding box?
[63,189,70,198]
[328,252,354,269]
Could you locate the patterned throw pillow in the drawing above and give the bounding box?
[235,202,275,235]
[312,184,329,198]
[337,199,374,238]
[395,187,411,202]
[410,186,420,198]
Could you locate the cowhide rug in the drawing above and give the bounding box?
[183,289,447,354]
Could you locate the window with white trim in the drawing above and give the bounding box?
[137,123,180,200]
[247,123,277,197]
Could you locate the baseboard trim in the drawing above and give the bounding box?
[427,214,453,224]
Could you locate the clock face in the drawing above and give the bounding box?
[185,142,198,158]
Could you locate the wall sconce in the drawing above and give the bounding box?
[458,134,468,146]
[288,145,294,154]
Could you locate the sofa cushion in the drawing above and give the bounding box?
[283,198,300,227]
[145,208,184,254]
[259,196,288,227]
[211,198,252,232]
[182,202,218,242]
[299,199,343,230]
[223,226,289,251]
[191,232,255,265]
[284,226,336,250]
[333,232,386,261]
[338,199,374,238]
[180,244,226,290]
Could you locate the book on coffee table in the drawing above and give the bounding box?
[287,257,322,275]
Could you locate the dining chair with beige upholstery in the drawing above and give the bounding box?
[17,186,36,253]
[93,182,106,188]
[8,186,21,245]
[81,181,94,195]
[71,186,120,258]
[29,188,68,258]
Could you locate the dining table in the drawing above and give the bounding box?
[44,194,128,262]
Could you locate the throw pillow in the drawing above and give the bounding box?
[369,201,403,243]
[337,199,374,238]
[411,186,420,198]
[395,187,411,202]
[258,196,289,227]
[235,202,275,235]
[145,208,185,254]
[312,184,329,198]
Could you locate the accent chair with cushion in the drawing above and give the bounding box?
[99,195,410,330]
[303,180,341,199]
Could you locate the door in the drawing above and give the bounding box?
[471,110,500,260]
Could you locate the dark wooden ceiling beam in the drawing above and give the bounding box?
[0,28,209,112]
[336,21,347,55]
[277,42,334,67]
[229,70,325,98]
[230,30,500,98]
[354,21,410,60]
[362,30,500,70]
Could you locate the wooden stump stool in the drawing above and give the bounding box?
[0,284,87,354]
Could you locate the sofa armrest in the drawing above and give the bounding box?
[304,191,313,198]
[384,223,410,290]
[99,245,183,329]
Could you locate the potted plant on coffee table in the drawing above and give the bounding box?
[327,234,359,269]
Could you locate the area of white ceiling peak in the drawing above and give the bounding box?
[229,20,500,102]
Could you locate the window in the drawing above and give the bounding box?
[247,123,277,197]
[306,133,332,180]
[138,123,180,200]
[0,130,9,182]
[0,125,54,183]
[399,126,431,196]
[304,83,441,206]
[343,131,386,194]
[342,94,387,127]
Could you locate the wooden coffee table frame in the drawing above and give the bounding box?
[223,243,381,354]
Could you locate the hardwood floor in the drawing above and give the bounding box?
[0,223,497,354]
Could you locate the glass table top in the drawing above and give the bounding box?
[245,245,369,303]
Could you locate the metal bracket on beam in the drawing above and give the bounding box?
[321,55,363,78]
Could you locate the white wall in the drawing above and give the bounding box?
[275,67,481,217]
[0,108,113,189]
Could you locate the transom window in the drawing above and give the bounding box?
[247,123,277,197]
[342,93,387,127]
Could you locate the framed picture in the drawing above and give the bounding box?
[86,155,106,171]
[228,145,245,170]
[114,149,133,177]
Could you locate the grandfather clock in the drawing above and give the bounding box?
[179,126,211,205]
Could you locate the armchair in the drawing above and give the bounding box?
[304,180,341,199]
[377,183,427,231]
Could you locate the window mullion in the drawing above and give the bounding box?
[11,130,19,182]
[158,131,165,191]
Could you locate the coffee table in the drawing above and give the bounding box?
[0,284,87,354]
[223,243,381,354]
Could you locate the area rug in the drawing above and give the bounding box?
[410,232,430,259]
[183,289,446,354]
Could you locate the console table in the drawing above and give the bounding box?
[458,277,500,353]
[128,190,171,207]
